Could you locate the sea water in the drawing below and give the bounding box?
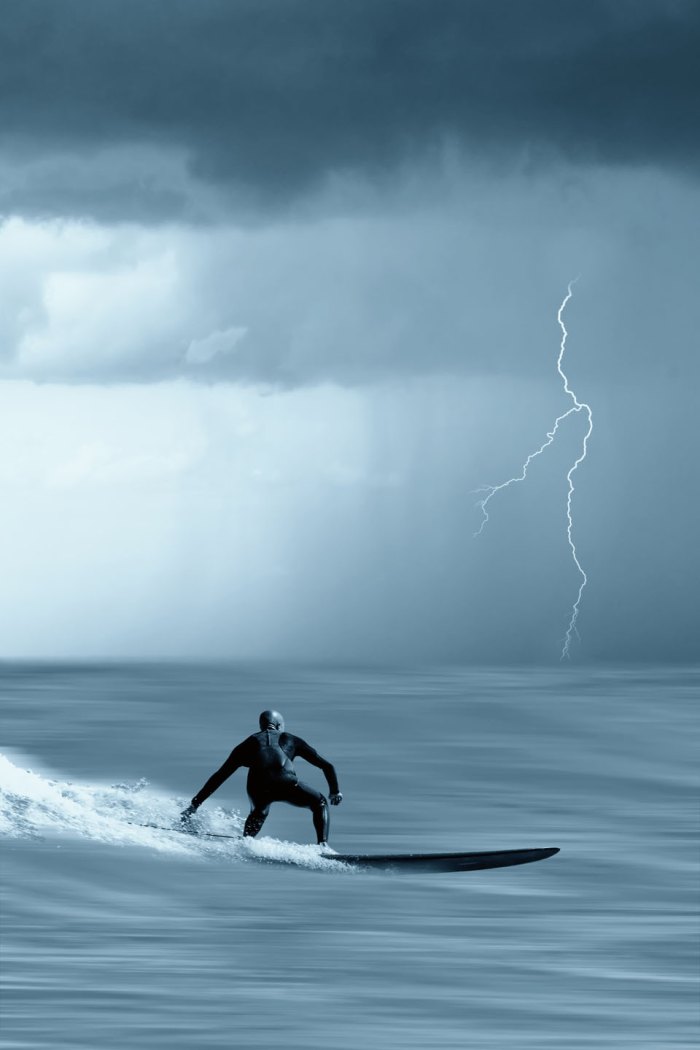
[1,663,698,1049]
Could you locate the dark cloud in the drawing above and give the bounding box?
[1,163,699,389]
[0,0,698,221]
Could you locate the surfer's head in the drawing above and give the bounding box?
[259,709,285,732]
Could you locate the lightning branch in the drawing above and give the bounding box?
[474,281,592,658]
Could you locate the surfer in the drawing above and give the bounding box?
[179,710,342,846]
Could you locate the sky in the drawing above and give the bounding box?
[0,0,698,662]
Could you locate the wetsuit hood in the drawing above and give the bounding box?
[259,709,284,732]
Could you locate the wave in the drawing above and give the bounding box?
[0,752,347,871]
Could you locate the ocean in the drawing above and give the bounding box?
[1,663,698,1049]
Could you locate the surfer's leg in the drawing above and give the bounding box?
[244,796,270,838]
[283,782,329,844]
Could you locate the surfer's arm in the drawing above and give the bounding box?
[293,736,340,796]
[190,740,248,808]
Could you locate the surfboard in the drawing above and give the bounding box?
[326,847,559,873]
[130,825,558,872]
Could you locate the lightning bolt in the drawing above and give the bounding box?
[474,281,593,659]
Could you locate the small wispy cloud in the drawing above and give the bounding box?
[185,325,248,366]
[47,441,198,489]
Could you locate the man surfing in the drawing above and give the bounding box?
[180,710,342,847]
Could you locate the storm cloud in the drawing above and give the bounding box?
[1,0,699,223]
[1,165,698,389]
[0,1,698,663]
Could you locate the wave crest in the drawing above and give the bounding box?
[0,753,346,871]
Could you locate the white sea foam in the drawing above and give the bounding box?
[0,752,348,871]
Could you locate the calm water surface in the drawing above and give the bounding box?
[1,663,698,1049]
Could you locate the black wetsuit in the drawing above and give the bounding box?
[191,730,339,843]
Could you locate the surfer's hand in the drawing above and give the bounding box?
[329,793,343,806]
[179,804,198,823]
